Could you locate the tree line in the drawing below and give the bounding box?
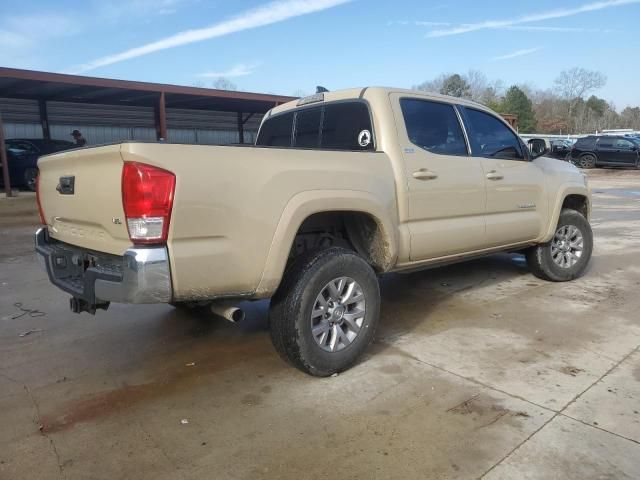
[414,68,640,135]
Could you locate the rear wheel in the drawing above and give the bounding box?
[526,209,593,282]
[577,154,596,169]
[269,247,380,376]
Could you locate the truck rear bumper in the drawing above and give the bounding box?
[35,228,172,309]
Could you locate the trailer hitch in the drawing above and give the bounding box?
[69,297,110,315]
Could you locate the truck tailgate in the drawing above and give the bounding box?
[37,144,131,255]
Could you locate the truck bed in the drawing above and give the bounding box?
[37,142,397,300]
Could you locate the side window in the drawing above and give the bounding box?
[464,108,524,160]
[256,112,294,147]
[614,139,635,150]
[597,137,614,149]
[400,99,468,156]
[294,107,322,148]
[321,102,373,150]
[6,140,37,154]
[575,137,596,150]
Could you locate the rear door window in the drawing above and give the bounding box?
[256,112,294,147]
[463,108,524,160]
[400,99,468,156]
[321,102,374,150]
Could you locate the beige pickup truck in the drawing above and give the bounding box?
[35,87,592,376]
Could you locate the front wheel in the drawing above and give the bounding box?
[526,209,593,282]
[269,247,380,376]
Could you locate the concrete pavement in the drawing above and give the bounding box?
[1,169,639,479]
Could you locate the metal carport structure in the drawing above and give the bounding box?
[0,67,294,196]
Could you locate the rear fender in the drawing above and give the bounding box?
[255,190,398,296]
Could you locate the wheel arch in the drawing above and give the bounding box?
[255,190,398,297]
[542,187,591,242]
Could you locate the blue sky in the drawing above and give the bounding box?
[1,0,639,108]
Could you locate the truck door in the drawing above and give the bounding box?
[390,94,487,261]
[459,106,546,247]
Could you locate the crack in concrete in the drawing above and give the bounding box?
[379,340,558,415]
[479,343,640,478]
[559,412,640,446]
[23,384,66,480]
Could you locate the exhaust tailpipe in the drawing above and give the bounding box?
[210,302,245,323]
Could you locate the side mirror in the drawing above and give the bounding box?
[527,138,551,160]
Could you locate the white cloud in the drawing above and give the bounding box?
[497,25,612,33]
[0,14,78,49]
[0,13,79,66]
[391,20,451,26]
[198,63,261,78]
[389,20,451,27]
[427,0,640,37]
[72,0,351,73]
[415,21,452,27]
[491,47,542,61]
[96,0,190,21]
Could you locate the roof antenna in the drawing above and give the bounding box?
[316,86,329,93]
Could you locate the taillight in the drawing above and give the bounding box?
[121,162,175,245]
[35,172,46,225]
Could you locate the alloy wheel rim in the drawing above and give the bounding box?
[551,224,584,268]
[580,156,593,168]
[310,276,366,352]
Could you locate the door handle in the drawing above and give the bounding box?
[413,169,438,180]
[486,171,504,181]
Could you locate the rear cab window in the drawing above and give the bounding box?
[256,101,375,151]
[256,112,294,147]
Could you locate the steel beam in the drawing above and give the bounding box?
[0,111,12,197]
[38,99,50,140]
[156,92,167,141]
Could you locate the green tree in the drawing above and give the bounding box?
[439,74,471,98]
[619,107,640,130]
[585,95,608,117]
[500,86,537,133]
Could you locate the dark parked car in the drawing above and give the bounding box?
[570,135,640,169]
[549,139,574,160]
[1,139,75,191]
[6,138,76,156]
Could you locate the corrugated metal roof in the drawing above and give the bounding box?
[0,67,295,113]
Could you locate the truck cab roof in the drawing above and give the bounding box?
[269,87,492,117]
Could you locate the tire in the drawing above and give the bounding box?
[24,168,38,191]
[269,247,380,376]
[526,209,593,282]
[577,154,597,169]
